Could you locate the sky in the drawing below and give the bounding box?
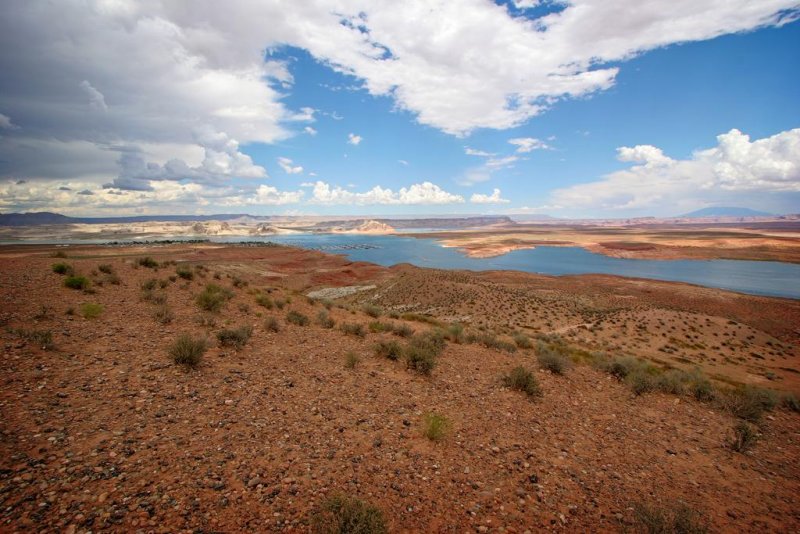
[0,0,798,218]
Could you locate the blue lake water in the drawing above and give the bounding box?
[203,234,800,300]
[10,233,799,299]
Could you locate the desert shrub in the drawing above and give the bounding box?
[368,321,392,333]
[154,304,174,324]
[422,413,450,442]
[689,375,716,402]
[721,386,778,422]
[80,303,104,319]
[656,369,690,395]
[176,265,194,280]
[374,340,403,361]
[513,332,533,349]
[255,293,274,309]
[400,312,442,327]
[362,304,382,318]
[444,323,465,344]
[274,298,286,310]
[286,310,310,326]
[169,334,207,367]
[603,356,642,379]
[404,333,444,376]
[141,278,158,291]
[216,325,253,349]
[52,262,73,275]
[731,421,758,453]
[64,275,90,290]
[468,332,517,353]
[311,494,386,534]
[196,283,233,312]
[51,250,68,258]
[316,310,335,329]
[321,299,333,310]
[97,264,114,274]
[137,256,159,268]
[231,276,247,288]
[783,393,800,413]
[14,328,54,350]
[345,351,360,369]
[105,273,122,285]
[503,366,541,398]
[633,502,708,534]
[536,343,571,375]
[626,369,657,395]
[340,322,366,337]
[264,316,280,332]
[392,323,414,338]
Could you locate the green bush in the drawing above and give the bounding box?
[392,323,414,338]
[64,275,90,290]
[216,325,253,349]
[626,369,656,395]
[340,322,366,337]
[374,340,403,361]
[274,298,286,310]
[169,334,207,367]
[503,366,541,398]
[316,310,335,329]
[176,265,194,280]
[445,323,465,344]
[141,278,158,291]
[536,343,571,375]
[467,332,517,353]
[255,293,274,309]
[783,393,800,413]
[286,310,310,326]
[368,321,393,333]
[311,494,386,534]
[196,283,233,312]
[403,333,444,376]
[721,386,778,422]
[513,332,533,349]
[14,328,54,350]
[80,303,104,319]
[138,256,159,268]
[52,262,73,275]
[422,413,450,442]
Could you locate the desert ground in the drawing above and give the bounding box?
[411,221,800,262]
[1,243,799,532]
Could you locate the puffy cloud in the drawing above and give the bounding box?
[250,184,304,205]
[471,188,510,204]
[79,80,108,112]
[508,137,550,153]
[0,113,16,129]
[304,126,317,135]
[348,133,362,146]
[277,157,303,174]
[310,181,463,205]
[550,128,800,216]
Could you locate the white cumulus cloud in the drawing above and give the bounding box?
[348,133,362,146]
[509,137,550,153]
[311,181,463,205]
[277,157,303,174]
[471,188,510,204]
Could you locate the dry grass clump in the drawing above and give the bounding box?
[503,366,541,398]
[444,323,465,343]
[176,265,194,280]
[169,334,207,367]
[362,304,382,318]
[392,323,414,338]
[316,310,335,328]
[52,262,73,275]
[64,275,91,290]
[340,322,366,337]
[79,303,103,319]
[311,494,386,534]
[137,256,159,268]
[264,316,280,333]
[536,341,571,375]
[719,385,778,422]
[467,332,517,353]
[216,325,253,349]
[97,264,114,274]
[512,332,533,349]
[13,328,55,350]
[255,293,274,309]
[422,413,450,442]
[731,421,759,452]
[632,501,708,534]
[345,351,360,369]
[153,304,174,324]
[404,331,445,375]
[374,340,403,361]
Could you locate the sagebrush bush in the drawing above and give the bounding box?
[362,304,382,318]
[340,322,366,337]
[316,310,335,328]
[196,283,233,312]
[141,278,158,291]
[52,262,73,275]
[374,340,403,361]
[467,332,517,353]
[264,316,280,332]
[15,328,54,350]
[154,304,174,324]
[217,325,253,349]
[503,366,541,398]
[721,385,778,422]
[176,265,194,280]
[422,413,450,442]
[80,303,104,319]
[138,257,159,268]
[255,293,274,309]
[345,351,360,369]
[169,334,207,367]
[513,332,533,349]
[731,421,758,452]
[626,369,656,395]
[64,275,90,290]
[311,494,386,534]
[445,323,465,344]
[286,310,310,326]
[536,343,571,375]
[633,502,708,534]
[97,264,114,274]
[392,323,414,338]
[368,321,392,333]
[404,332,444,375]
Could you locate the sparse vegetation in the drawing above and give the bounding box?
[286,310,310,326]
[720,385,778,422]
[512,332,533,349]
[97,264,114,274]
[362,304,382,318]
[14,328,54,350]
[141,278,158,291]
[169,334,207,367]
[392,323,414,338]
[311,494,386,534]
[52,262,73,275]
[137,256,159,268]
[536,342,571,375]
[176,265,194,280]
[444,322,465,343]
[216,325,253,349]
[196,283,233,312]
[731,421,758,452]
[340,322,366,337]
[316,310,335,328]
[374,340,403,361]
[154,304,174,324]
[79,303,103,319]
[404,331,445,375]
[422,412,450,442]
[255,293,274,309]
[503,366,541,398]
[64,275,90,290]
[632,501,708,534]
[345,351,360,369]
[264,316,281,332]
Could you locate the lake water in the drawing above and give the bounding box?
[204,234,800,300]
[9,232,799,299]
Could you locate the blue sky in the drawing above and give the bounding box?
[0,1,798,217]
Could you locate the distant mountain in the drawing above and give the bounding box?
[0,211,256,226]
[681,207,774,218]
